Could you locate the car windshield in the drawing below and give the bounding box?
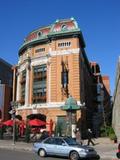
[63,137,78,145]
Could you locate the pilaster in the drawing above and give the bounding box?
[25,58,31,106]
[16,70,21,102]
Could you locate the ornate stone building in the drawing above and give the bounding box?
[12,18,110,135]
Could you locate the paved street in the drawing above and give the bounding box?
[0,149,66,160]
[0,137,118,160]
[0,148,116,160]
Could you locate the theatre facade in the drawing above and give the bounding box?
[12,18,110,135]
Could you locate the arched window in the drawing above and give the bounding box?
[96,65,100,73]
[38,31,42,37]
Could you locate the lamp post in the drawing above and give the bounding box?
[10,101,18,145]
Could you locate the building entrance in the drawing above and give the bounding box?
[56,116,67,136]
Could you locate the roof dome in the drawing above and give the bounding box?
[65,95,77,106]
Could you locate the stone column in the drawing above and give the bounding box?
[12,66,17,101]
[16,70,21,102]
[25,58,31,107]
[47,61,51,103]
[46,48,52,104]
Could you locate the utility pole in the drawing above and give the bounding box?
[10,101,18,145]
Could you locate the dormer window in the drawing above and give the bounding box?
[38,31,42,37]
[61,24,67,31]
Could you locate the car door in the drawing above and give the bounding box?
[54,138,69,156]
[43,137,56,155]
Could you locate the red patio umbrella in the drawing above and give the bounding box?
[28,119,46,127]
[3,119,20,126]
[3,120,13,126]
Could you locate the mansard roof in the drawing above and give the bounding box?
[18,17,85,56]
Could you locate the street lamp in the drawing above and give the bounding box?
[10,101,18,145]
[61,95,86,138]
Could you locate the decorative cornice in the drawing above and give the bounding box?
[18,48,80,72]
[19,30,82,56]
[16,101,82,110]
[31,56,48,66]
[50,48,80,56]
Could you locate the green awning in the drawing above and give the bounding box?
[61,104,80,110]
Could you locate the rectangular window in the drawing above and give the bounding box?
[35,48,45,53]
[20,70,26,105]
[62,71,68,87]
[58,42,71,48]
[33,64,47,104]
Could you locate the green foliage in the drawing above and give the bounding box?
[100,125,117,140]
[108,127,117,141]
[100,125,109,137]
[25,124,31,143]
[109,133,117,140]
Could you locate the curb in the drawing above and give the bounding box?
[0,145,32,152]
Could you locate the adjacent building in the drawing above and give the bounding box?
[12,18,111,136]
[0,58,13,120]
[90,62,111,136]
[112,57,120,140]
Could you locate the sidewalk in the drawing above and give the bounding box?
[84,137,118,159]
[0,139,33,152]
[0,137,118,159]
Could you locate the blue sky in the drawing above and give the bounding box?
[0,0,120,95]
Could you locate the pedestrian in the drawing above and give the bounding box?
[40,130,49,140]
[87,128,95,146]
[74,128,83,145]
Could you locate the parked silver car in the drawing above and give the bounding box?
[33,137,100,160]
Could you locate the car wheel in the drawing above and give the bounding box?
[69,151,79,160]
[116,152,120,159]
[38,148,46,157]
[96,155,100,159]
